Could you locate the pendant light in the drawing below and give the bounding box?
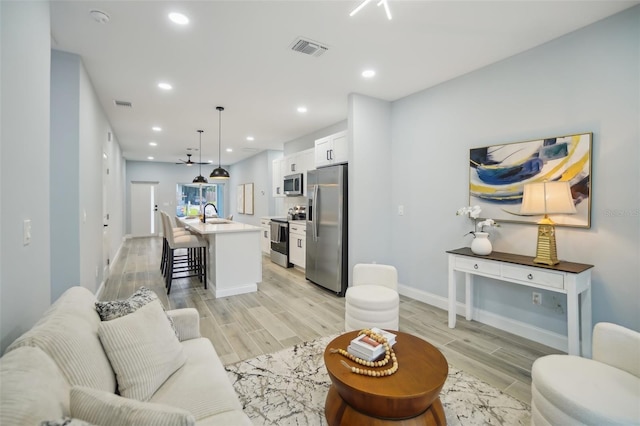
[210,106,230,179]
[192,130,208,184]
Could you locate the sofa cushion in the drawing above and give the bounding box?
[149,338,244,420]
[5,286,116,393]
[98,299,186,401]
[0,346,70,425]
[95,286,177,336]
[70,386,195,426]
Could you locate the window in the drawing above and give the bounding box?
[176,183,224,217]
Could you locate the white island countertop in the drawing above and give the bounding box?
[177,217,262,298]
[180,218,261,234]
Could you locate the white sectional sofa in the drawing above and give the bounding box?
[0,286,251,425]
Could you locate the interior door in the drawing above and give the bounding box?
[102,152,110,279]
[131,182,158,237]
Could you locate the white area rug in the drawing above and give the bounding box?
[225,335,530,425]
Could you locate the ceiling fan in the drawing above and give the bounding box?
[176,153,206,166]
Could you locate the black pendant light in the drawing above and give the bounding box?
[192,130,208,184]
[210,106,230,179]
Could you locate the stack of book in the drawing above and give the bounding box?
[347,328,397,361]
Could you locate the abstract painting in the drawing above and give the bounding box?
[469,133,592,228]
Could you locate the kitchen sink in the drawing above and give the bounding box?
[205,218,232,224]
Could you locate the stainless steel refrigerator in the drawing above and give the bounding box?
[305,164,348,296]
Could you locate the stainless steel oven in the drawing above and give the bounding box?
[270,218,292,268]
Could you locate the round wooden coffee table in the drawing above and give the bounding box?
[324,330,448,425]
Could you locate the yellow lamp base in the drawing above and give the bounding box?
[533,219,559,266]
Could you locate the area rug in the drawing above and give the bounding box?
[225,335,530,425]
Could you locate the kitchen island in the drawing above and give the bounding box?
[180,218,262,298]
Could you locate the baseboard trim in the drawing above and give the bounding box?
[398,283,567,352]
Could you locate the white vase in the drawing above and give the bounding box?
[471,232,492,255]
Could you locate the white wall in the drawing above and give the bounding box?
[385,6,639,342]
[125,161,232,233]
[0,1,52,353]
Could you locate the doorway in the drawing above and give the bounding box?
[102,152,110,280]
[131,182,158,237]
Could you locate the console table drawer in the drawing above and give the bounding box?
[502,264,564,290]
[455,257,500,276]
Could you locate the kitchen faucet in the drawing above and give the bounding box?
[202,203,218,222]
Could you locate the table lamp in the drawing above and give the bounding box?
[520,181,576,265]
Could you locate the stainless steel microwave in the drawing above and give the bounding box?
[284,173,303,196]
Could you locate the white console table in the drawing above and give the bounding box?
[447,248,594,357]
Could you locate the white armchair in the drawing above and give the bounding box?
[344,263,399,331]
[531,322,640,425]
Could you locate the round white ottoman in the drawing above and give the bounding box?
[531,354,640,425]
[344,284,399,331]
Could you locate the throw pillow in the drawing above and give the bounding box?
[70,386,195,426]
[98,299,186,401]
[95,287,177,336]
[41,418,94,426]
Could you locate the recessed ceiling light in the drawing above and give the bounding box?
[168,12,189,25]
[362,69,376,78]
[208,160,213,163]
[246,136,255,141]
[158,82,172,90]
[226,148,233,153]
[149,142,157,146]
[297,106,308,113]
[152,126,162,132]
[147,156,154,160]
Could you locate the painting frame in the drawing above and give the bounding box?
[237,184,245,214]
[244,183,254,215]
[468,132,592,228]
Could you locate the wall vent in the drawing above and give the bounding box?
[114,100,132,107]
[289,37,328,57]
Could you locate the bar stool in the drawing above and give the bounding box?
[160,212,190,277]
[160,212,207,294]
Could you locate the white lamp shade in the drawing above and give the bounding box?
[520,181,577,215]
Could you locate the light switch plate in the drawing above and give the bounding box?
[23,219,31,245]
[398,205,404,216]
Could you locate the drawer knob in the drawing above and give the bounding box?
[474,264,479,270]
[527,273,533,280]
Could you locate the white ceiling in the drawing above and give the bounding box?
[50,1,637,166]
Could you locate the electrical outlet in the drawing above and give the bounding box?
[398,205,404,216]
[532,292,542,305]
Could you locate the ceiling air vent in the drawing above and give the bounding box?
[290,37,328,57]
[114,100,132,108]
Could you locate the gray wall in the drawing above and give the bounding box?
[383,6,639,344]
[228,150,278,226]
[1,5,127,352]
[50,50,127,299]
[0,1,52,353]
[50,51,81,300]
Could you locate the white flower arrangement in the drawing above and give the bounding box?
[456,205,499,236]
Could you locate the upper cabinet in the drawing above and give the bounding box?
[272,158,285,197]
[315,130,348,168]
[272,148,315,198]
[285,148,314,175]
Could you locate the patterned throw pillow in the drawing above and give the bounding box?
[95,287,178,337]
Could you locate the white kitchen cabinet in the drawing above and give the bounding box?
[284,148,315,196]
[260,218,271,254]
[315,130,348,168]
[272,158,285,197]
[288,221,306,269]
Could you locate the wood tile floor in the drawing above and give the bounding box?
[101,237,561,405]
